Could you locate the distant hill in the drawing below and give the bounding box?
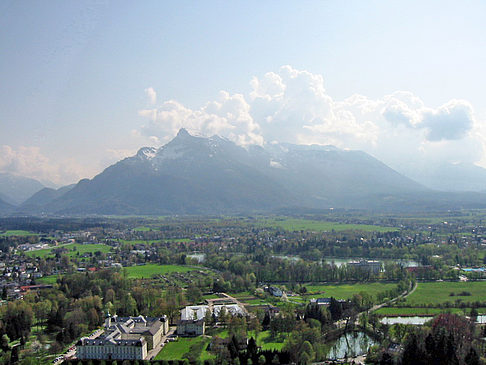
[22,128,453,215]
[18,184,75,213]
[0,173,45,205]
[0,197,13,214]
[404,162,486,192]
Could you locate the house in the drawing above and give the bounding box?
[177,319,205,336]
[310,298,332,306]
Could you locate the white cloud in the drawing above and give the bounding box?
[139,91,263,146]
[145,87,157,105]
[139,65,484,176]
[0,145,96,186]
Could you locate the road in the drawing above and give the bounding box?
[367,280,417,314]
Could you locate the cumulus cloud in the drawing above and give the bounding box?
[0,145,96,186]
[138,65,484,176]
[145,87,157,105]
[139,91,263,146]
[420,100,474,141]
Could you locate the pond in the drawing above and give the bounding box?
[380,316,433,325]
[326,331,376,360]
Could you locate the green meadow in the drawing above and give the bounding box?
[258,218,398,233]
[123,264,197,278]
[25,243,112,258]
[304,282,398,300]
[0,230,38,236]
[404,281,486,306]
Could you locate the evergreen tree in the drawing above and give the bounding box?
[464,347,480,365]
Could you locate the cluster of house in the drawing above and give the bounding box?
[76,314,169,360]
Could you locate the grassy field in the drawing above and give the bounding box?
[37,275,59,284]
[155,337,213,361]
[124,264,197,278]
[25,243,112,258]
[404,281,486,306]
[374,307,472,316]
[258,218,398,233]
[0,230,38,236]
[249,330,285,350]
[304,282,398,300]
[132,226,158,232]
[210,329,285,351]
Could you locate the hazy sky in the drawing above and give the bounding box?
[1,1,485,185]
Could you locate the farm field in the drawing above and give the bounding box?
[0,230,38,236]
[25,243,112,258]
[123,264,197,278]
[404,281,486,306]
[257,218,398,233]
[154,337,213,361]
[304,282,398,300]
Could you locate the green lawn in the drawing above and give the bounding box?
[133,226,157,232]
[404,281,486,306]
[25,243,112,258]
[0,230,38,236]
[37,275,59,284]
[155,337,213,361]
[304,282,398,300]
[257,218,398,233]
[124,264,197,278]
[249,330,285,351]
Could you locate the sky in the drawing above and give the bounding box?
[1,1,485,186]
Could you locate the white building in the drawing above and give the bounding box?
[177,304,245,336]
[76,315,169,360]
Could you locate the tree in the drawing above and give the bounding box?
[218,306,228,324]
[258,355,266,365]
[0,334,10,352]
[186,284,203,304]
[300,341,315,363]
[249,316,262,341]
[464,347,480,365]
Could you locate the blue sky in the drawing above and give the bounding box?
[1,1,485,185]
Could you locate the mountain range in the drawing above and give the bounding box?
[4,128,486,215]
[0,173,45,206]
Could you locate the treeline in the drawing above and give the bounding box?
[202,252,409,285]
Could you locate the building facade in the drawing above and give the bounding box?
[76,315,169,360]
